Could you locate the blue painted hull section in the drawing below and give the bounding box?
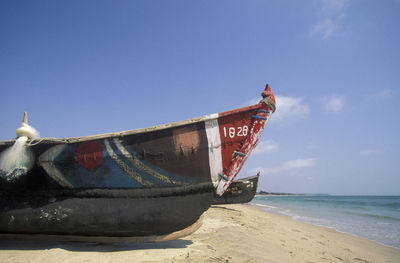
[38,138,207,189]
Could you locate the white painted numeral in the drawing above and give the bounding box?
[229,127,235,138]
[242,125,248,136]
[237,126,243,136]
[223,125,249,138]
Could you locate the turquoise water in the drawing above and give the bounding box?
[251,195,400,249]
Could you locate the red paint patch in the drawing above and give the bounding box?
[75,141,104,170]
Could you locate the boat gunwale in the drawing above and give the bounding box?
[1,182,214,199]
[233,174,260,183]
[0,103,264,145]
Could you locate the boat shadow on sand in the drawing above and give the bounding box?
[0,239,192,252]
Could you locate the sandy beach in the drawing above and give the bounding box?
[0,204,399,263]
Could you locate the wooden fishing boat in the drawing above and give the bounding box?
[0,84,276,241]
[213,174,259,205]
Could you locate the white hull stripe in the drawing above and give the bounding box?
[205,115,223,185]
[104,139,154,186]
[38,144,74,188]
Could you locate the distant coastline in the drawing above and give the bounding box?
[255,193,297,196]
[256,191,329,196]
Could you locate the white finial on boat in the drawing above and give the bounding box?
[1,112,38,181]
[15,112,40,139]
[22,111,28,124]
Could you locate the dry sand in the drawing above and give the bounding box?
[0,204,399,263]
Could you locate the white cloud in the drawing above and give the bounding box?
[243,95,310,125]
[319,0,349,14]
[324,95,345,113]
[274,95,310,124]
[250,158,316,176]
[311,18,337,40]
[253,140,278,155]
[378,89,394,98]
[281,158,316,170]
[311,0,349,40]
[360,149,382,156]
[365,89,395,102]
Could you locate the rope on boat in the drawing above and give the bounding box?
[26,138,45,147]
[234,151,247,157]
[251,115,267,120]
[218,173,229,181]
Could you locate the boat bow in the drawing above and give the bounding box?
[214,84,276,195]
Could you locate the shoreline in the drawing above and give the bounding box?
[0,204,399,262]
[247,203,400,249]
[182,204,400,262]
[249,202,400,250]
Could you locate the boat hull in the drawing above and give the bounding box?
[0,84,276,240]
[213,175,259,205]
[0,183,213,237]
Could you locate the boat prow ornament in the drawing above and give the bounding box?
[15,112,40,139]
[0,83,276,241]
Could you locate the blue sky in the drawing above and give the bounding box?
[1,0,399,195]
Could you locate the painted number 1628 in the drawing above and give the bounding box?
[223,125,249,138]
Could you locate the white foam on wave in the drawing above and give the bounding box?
[250,202,277,209]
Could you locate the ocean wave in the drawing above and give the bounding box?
[344,211,400,221]
[380,202,400,209]
[255,196,400,210]
[250,202,277,209]
[251,196,400,249]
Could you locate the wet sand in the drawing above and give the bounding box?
[0,204,399,262]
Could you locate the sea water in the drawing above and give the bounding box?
[251,195,400,249]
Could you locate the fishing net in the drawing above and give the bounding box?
[0,113,39,181]
[0,136,35,181]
